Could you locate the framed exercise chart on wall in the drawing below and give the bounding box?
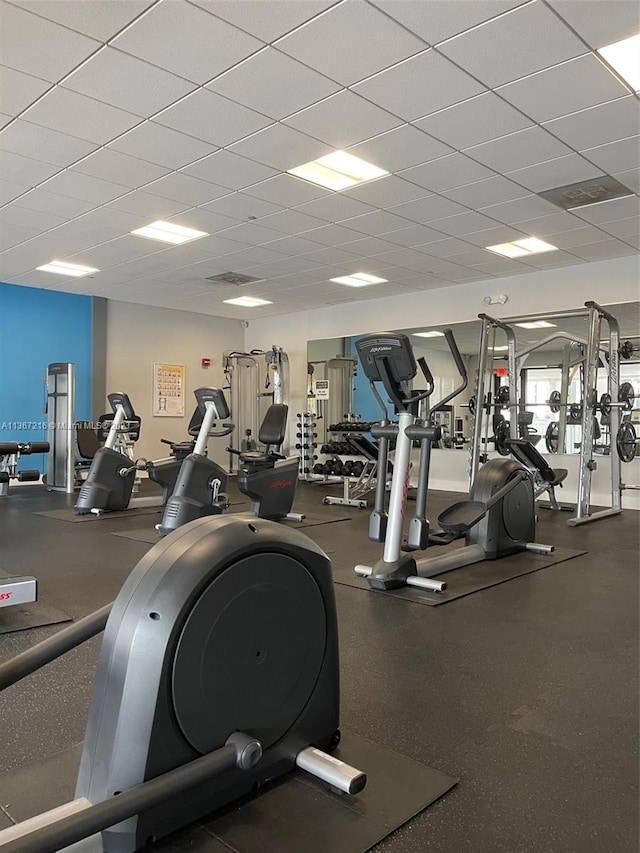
[153,363,185,417]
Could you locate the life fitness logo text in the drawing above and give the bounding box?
[270,479,293,489]
[0,592,12,601]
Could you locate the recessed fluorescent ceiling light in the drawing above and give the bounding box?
[36,260,99,277]
[413,331,446,338]
[130,220,208,244]
[288,150,389,190]
[515,321,557,330]
[597,34,640,91]
[223,296,273,307]
[330,273,388,287]
[486,237,558,258]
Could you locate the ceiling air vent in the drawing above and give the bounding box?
[539,177,634,211]
[205,272,263,286]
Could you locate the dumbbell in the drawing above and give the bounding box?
[351,461,364,477]
[343,460,354,476]
[312,463,324,475]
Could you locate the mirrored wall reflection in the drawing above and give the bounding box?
[307,302,640,455]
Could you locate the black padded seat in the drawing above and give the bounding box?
[506,438,568,486]
[76,422,102,460]
[238,404,288,465]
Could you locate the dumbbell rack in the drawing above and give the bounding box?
[313,422,381,509]
[295,412,319,481]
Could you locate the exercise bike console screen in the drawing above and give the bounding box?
[356,333,418,383]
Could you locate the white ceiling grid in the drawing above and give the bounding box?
[0,0,636,319]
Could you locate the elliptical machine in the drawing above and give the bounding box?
[354,331,551,592]
[157,387,233,535]
[0,514,366,853]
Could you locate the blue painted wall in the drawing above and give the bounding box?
[0,283,93,471]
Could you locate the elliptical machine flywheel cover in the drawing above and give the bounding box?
[171,550,327,754]
[501,473,534,542]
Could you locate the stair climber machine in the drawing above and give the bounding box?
[228,402,305,522]
[0,515,366,853]
[354,331,553,593]
[157,387,234,535]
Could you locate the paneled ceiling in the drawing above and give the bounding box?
[0,0,639,319]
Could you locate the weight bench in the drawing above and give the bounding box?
[505,437,571,512]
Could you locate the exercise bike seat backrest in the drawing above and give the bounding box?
[240,404,288,463]
[506,437,568,486]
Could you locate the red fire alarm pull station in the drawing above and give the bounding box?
[201,358,211,368]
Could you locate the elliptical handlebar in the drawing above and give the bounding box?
[430,328,469,414]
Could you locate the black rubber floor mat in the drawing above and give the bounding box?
[0,732,456,852]
[0,601,72,634]
[35,506,163,522]
[331,547,586,605]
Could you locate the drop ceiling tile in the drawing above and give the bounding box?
[544,97,640,153]
[69,235,164,267]
[107,190,191,218]
[73,148,170,188]
[459,224,533,247]
[522,249,585,269]
[191,0,334,43]
[569,239,638,261]
[400,153,496,192]
[10,0,154,40]
[465,127,573,172]
[547,0,640,49]
[580,136,640,175]
[506,154,606,193]
[223,246,290,266]
[343,176,430,208]
[497,54,630,124]
[244,174,330,208]
[262,235,326,257]
[416,237,478,258]
[180,150,278,191]
[510,211,590,235]
[108,122,217,169]
[300,246,362,266]
[613,169,640,194]
[414,91,533,150]
[0,119,97,166]
[377,223,448,247]
[284,90,402,148]
[61,47,196,116]
[74,206,149,233]
[201,192,283,220]
[165,208,243,234]
[433,211,503,237]
[219,221,287,246]
[0,65,51,116]
[145,172,229,206]
[347,124,453,173]
[153,90,272,147]
[354,50,486,122]
[0,202,66,231]
[389,194,468,223]
[112,0,263,84]
[371,0,525,45]
[261,254,325,273]
[0,112,11,129]
[479,194,560,223]
[13,188,97,218]
[258,209,328,236]
[571,194,640,224]
[295,194,376,223]
[441,176,530,208]
[275,0,425,86]
[299,223,368,247]
[469,257,536,275]
[339,236,412,258]
[0,2,100,82]
[339,210,413,237]
[0,150,60,186]
[41,170,130,204]
[207,47,340,120]
[439,1,587,88]
[24,87,141,144]
[0,178,32,204]
[227,122,330,171]
[444,248,501,267]
[0,222,41,250]
[544,225,613,249]
[599,216,640,240]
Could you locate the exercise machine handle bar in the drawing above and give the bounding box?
[0,604,112,691]
[429,328,468,415]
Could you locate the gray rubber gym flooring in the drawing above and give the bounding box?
[0,479,638,852]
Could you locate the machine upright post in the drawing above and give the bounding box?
[469,317,489,489]
[382,410,415,565]
[46,362,76,494]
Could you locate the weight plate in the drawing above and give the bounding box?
[494,420,511,456]
[545,421,559,454]
[468,395,476,416]
[496,386,510,407]
[619,382,635,412]
[599,393,612,417]
[616,422,638,463]
[569,403,583,423]
[620,340,634,360]
[549,391,561,414]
